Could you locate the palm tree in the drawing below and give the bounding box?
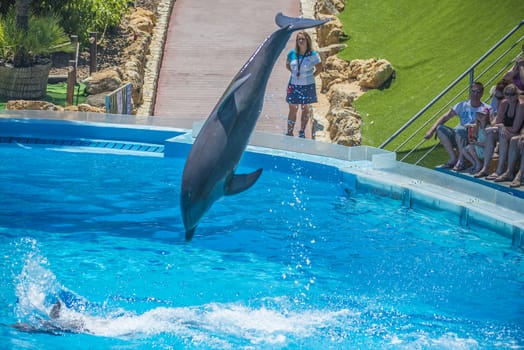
[0,0,71,98]
[13,0,30,67]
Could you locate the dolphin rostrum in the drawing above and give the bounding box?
[180,13,331,240]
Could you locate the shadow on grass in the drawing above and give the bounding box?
[397,145,450,169]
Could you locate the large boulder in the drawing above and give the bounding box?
[64,104,105,113]
[322,83,362,146]
[124,8,155,109]
[326,106,362,146]
[128,8,155,34]
[327,83,358,108]
[317,43,347,63]
[124,57,144,105]
[316,15,346,47]
[315,0,346,15]
[85,92,107,108]
[319,55,350,92]
[349,58,395,89]
[83,69,123,95]
[6,99,106,113]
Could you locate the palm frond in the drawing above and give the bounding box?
[0,9,71,65]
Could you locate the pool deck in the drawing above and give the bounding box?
[436,167,524,198]
[152,0,301,136]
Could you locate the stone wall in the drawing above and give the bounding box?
[6,7,157,114]
[312,0,396,146]
[82,7,156,113]
[6,100,105,113]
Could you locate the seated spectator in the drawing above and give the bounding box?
[503,43,524,93]
[493,134,524,187]
[474,84,524,179]
[424,81,492,170]
[462,107,490,174]
[489,79,508,119]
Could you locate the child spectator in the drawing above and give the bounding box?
[462,107,490,174]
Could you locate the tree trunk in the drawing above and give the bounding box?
[15,0,30,31]
[13,0,31,67]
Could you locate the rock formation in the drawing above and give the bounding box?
[6,100,105,113]
[6,7,155,115]
[312,0,396,146]
[82,7,155,112]
[6,0,396,148]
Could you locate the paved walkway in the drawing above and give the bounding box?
[153,0,301,135]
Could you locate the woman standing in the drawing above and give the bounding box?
[285,31,322,138]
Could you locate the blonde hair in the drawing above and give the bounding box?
[294,31,314,55]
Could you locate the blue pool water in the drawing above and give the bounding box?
[0,143,523,349]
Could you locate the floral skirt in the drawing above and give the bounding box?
[286,83,317,105]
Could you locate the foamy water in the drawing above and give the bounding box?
[12,241,354,347]
[8,239,502,349]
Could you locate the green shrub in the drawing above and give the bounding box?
[47,0,130,45]
[0,0,131,46]
[0,8,71,67]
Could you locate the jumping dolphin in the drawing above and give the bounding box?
[180,13,331,240]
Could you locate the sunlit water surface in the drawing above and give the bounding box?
[0,144,522,349]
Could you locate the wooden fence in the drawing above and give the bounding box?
[105,83,133,114]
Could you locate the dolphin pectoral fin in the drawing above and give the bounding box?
[224,168,263,196]
[275,12,331,30]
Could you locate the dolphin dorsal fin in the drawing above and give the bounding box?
[224,168,263,196]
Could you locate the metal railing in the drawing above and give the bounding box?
[379,19,524,167]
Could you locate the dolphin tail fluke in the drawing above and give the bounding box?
[275,12,331,31]
[225,168,263,196]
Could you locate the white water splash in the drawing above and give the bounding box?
[11,240,353,347]
[13,238,62,323]
[9,238,491,349]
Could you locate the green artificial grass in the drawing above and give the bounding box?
[338,0,524,166]
[46,82,87,106]
[0,82,86,110]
